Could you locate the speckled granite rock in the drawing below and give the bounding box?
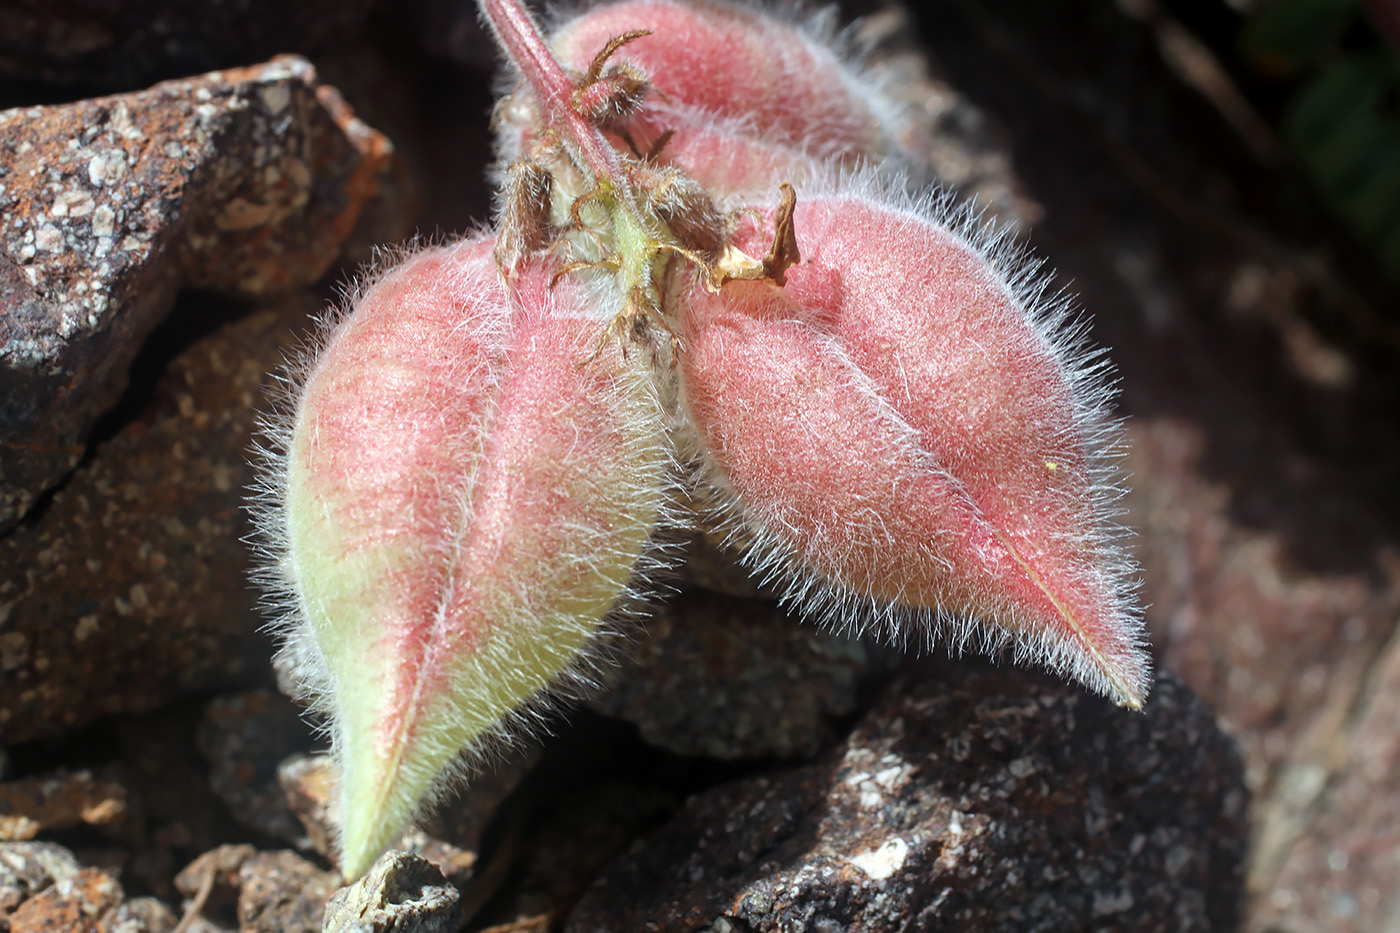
[321,851,462,933]
[7,865,122,932]
[587,590,875,759]
[0,55,394,531]
[1,841,82,914]
[0,0,376,90]
[567,665,1247,932]
[1,841,176,931]
[0,297,313,742]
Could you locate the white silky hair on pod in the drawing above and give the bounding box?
[673,166,1148,707]
[246,232,686,873]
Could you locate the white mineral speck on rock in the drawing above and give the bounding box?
[1092,888,1135,916]
[89,153,109,186]
[849,837,909,881]
[111,102,142,139]
[1008,756,1036,778]
[35,224,61,251]
[75,615,101,642]
[92,205,115,237]
[259,83,292,115]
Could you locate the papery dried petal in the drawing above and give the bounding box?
[675,187,1149,708]
[263,239,670,878]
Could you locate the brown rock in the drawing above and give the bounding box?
[0,768,127,840]
[278,755,338,861]
[566,665,1247,932]
[236,850,337,933]
[587,590,875,759]
[0,296,314,742]
[321,851,462,933]
[173,844,255,932]
[97,896,176,933]
[0,55,395,531]
[8,865,122,933]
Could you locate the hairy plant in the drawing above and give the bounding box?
[252,0,1149,881]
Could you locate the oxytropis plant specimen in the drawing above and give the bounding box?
[250,0,1151,881]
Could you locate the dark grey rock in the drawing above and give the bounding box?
[567,665,1247,933]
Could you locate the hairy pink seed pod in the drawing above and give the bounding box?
[542,0,912,163]
[632,105,827,197]
[264,238,670,879]
[675,185,1149,708]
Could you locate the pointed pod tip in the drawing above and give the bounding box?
[1100,651,1152,713]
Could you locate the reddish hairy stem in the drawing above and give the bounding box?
[479,0,635,196]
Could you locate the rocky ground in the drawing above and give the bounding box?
[2,0,1396,930]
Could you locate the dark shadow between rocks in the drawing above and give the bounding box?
[912,0,1400,587]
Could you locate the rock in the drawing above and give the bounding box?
[0,55,396,531]
[278,755,339,861]
[197,690,317,848]
[566,665,1247,932]
[0,841,82,915]
[7,865,122,932]
[1249,625,1400,932]
[321,851,462,933]
[0,0,376,90]
[173,845,255,932]
[587,590,875,759]
[236,850,338,933]
[0,296,314,742]
[0,769,127,840]
[97,896,176,933]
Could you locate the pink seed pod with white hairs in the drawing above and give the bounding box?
[546,0,910,162]
[251,238,671,880]
[673,179,1150,708]
[494,0,918,196]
